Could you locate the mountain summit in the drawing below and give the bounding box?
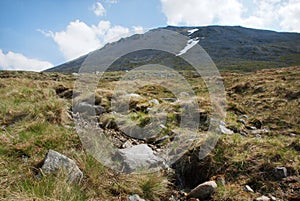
[45,26,300,73]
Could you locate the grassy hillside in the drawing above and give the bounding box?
[0,66,299,200]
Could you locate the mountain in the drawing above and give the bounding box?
[45,26,300,73]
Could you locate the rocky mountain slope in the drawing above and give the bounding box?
[45,26,300,73]
[0,66,299,200]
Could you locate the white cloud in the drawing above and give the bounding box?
[0,49,53,72]
[160,0,300,32]
[278,0,300,32]
[40,20,145,60]
[92,2,106,16]
[105,0,118,4]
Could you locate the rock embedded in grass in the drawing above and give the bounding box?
[219,124,234,135]
[115,144,166,173]
[128,194,145,201]
[274,166,287,179]
[255,195,271,201]
[41,150,83,183]
[187,180,217,199]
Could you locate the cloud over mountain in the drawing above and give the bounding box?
[40,20,144,60]
[160,0,300,32]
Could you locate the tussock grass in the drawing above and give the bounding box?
[0,67,299,200]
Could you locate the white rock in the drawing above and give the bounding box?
[220,125,234,135]
[244,185,254,193]
[149,99,159,105]
[128,194,145,201]
[255,195,270,201]
[127,93,141,98]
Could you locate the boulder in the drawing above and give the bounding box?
[187,181,217,199]
[116,144,166,173]
[41,150,83,182]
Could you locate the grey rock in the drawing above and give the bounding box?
[116,144,166,173]
[220,121,226,126]
[244,185,254,193]
[251,128,269,135]
[219,125,234,135]
[128,194,145,201]
[275,166,287,179]
[255,195,270,201]
[41,150,83,182]
[77,102,106,115]
[290,133,296,137]
[187,181,217,199]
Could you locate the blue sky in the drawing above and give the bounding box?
[0,0,299,71]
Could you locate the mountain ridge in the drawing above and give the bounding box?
[45,25,300,73]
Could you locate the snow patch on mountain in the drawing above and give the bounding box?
[187,28,199,35]
[176,37,199,56]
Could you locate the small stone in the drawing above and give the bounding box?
[240,131,247,137]
[289,133,296,137]
[160,98,177,102]
[255,195,270,201]
[220,121,226,126]
[240,114,249,119]
[41,150,83,183]
[128,194,145,201]
[159,124,167,129]
[187,181,217,199]
[268,195,277,201]
[251,128,269,135]
[220,125,234,135]
[237,119,246,125]
[187,198,200,201]
[244,185,254,193]
[122,140,132,148]
[274,166,287,179]
[127,93,141,98]
[149,99,159,105]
